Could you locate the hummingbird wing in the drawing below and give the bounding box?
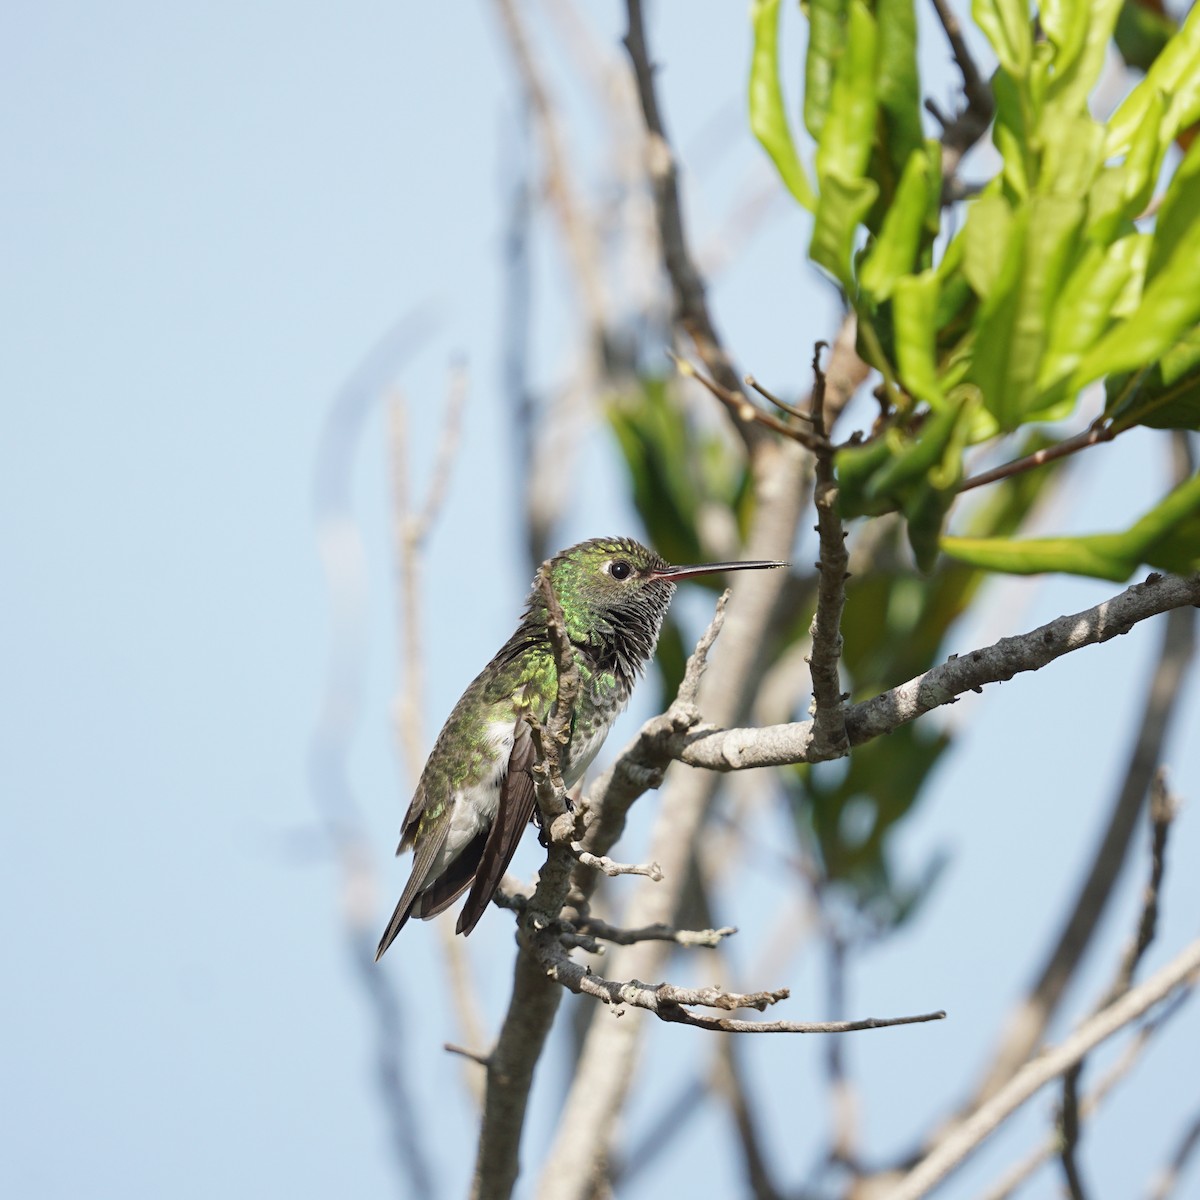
[455,717,537,936]
[374,808,452,960]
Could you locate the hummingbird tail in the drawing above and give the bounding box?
[374,901,413,962]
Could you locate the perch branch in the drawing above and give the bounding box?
[806,344,850,757]
[674,572,1200,772]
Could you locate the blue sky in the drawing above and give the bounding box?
[4,4,1198,1198]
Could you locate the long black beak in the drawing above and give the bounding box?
[652,559,787,580]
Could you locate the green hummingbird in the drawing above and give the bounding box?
[375,536,785,959]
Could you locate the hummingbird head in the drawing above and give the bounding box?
[533,536,785,677]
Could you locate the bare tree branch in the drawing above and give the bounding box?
[470,566,587,1200]
[310,311,440,1200]
[1148,1107,1200,1200]
[806,344,851,758]
[571,848,663,880]
[928,0,996,190]
[387,379,485,1118]
[573,917,737,948]
[622,0,770,453]
[889,937,1200,1200]
[977,990,1196,1200]
[958,419,1115,493]
[491,0,607,336]
[537,936,946,1034]
[675,572,1200,772]
[970,585,1196,1103]
[1056,768,1181,1198]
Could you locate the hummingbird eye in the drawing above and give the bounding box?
[608,560,633,581]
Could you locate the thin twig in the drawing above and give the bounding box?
[928,0,996,189]
[669,349,826,449]
[958,421,1115,493]
[806,344,851,758]
[309,312,441,1200]
[1056,768,1180,1198]
[714,1020,788,1200]
[541,939,946,1033]
[1057,1068,1090,1200]
[491,0,607,335]
[977,990,1196,1200]
[889,937,1200,1200]
[572,917,737,948]
[623,0,766,453]
[744,373,815,422]
[571,847,663,880]
[1107,769,1178,1004]
[444,1042,492,1068]
[1148,1107,1200,1200]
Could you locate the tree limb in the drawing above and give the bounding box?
[806,344,851,758]
[677,572,1200,771]
[889,936,1200,1200]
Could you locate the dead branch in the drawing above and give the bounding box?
[928,0,996,190]
[538,935,946,1034]
[622,0,769,453]
[1056,769,1181,1197]
[572,917,736,948]
[571,847,663,880]
[888,936,1200,1200]
[970,592,1196,1104]
[1148,1106,1200,1200]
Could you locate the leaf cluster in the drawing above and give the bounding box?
[751,0,1200,580]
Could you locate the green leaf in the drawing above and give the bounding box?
[1073,141,1200,393]
[962,194,1015,300]
[865,398,969,500]
[859,149,936,302]
[810,0,879,288]
[940,533,1135,580]
[1106,0,1200,155]
[1146,135,1200,279]
[942,470,1200,579]
[812,171,879,290]
[1038,234,1149,392]
[750,0,817,211]
[836,434,897,518]
[972,0,1033,78]
[1039,113,1104,198]
[1041,0,1123,121]
[874,0,924,180]
[968,194,1086,429]
[814,0,878,185]
[891,270,945,405]
[804,0,847,141]
[1114,0,1178,73]
[1085,91,1166,243]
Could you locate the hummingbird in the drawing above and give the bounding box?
[375,536,785,959]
